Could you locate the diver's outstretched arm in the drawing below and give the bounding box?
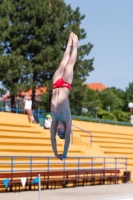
[59,119,71,159]
[50,120,61,160]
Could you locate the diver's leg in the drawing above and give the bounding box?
[53,32,73,83]
[62,33,78,84]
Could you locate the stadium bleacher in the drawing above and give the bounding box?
[0,111,132,191]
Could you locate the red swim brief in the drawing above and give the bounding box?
[52,78,71,90]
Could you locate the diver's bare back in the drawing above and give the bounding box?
[51,87,71,123]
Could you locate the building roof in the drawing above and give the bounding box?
[87,83,107,91]
[20,86,47,96]
[0,86,47,102]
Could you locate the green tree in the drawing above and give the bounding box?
[0,54,25,108]
[98,89,123,112]
[0,0,94,110]
[81,86,102,108]
[0,86,6,107]
[0,87,6,97]
[124,82,133,112]
[108,87,126,112]
[112,110,130,122]
[97,109,117,121]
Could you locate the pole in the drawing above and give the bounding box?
[71,131,74,144]
[38,174,41,200]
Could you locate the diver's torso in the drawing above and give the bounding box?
[51,88,71,123]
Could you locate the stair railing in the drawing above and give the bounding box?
[72,124,92,145]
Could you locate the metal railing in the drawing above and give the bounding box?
[0,106,132,127]
[71,115,133,127]
[0,106,46,123]
[0,106,24,113]
[0,156,128,173]
[0,106,46,115]
[72,124,92,145]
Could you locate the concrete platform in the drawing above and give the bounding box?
[0,183,133,200]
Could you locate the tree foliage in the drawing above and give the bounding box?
[81,86,102,108]
[124,82,133,111]
[98,89,124,111]
[0,0,94,110]
[0,0,132,122]
[72,84,133,122]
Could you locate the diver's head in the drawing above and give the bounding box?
[57,120,66,139]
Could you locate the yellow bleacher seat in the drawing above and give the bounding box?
[0,112,132,182]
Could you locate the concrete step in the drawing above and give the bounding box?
[72,120,133,134]
[0,121,33,128]
[0,151,82,158]
[82,131,133,137]
[93,134,133,140]
[0,126,42,134]
[0,132,49,139]
[93,137,133,144]
[0,112,29,121]
[0,138,52,146]
[0,145,53,152]
[0,143,84,154]
[0,126,50,136]
[102,148,133,154]
[99,143,133,149]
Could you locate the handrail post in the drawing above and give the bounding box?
[104,157,106,170]
[91,157,93,170]
[11,156,14,173]
[48,157,50,172]
[78,157,80,171]
[30,157,32,172]
[126,158,128,171]
[64,158,66,171]
[115,158,117,170]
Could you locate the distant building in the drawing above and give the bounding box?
[87,82,107,91]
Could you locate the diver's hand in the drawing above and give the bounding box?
[54,153,63,160]
[58,154,67,160]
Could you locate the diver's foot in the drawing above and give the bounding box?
[68,32,73,46]
[73,33,78,47]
